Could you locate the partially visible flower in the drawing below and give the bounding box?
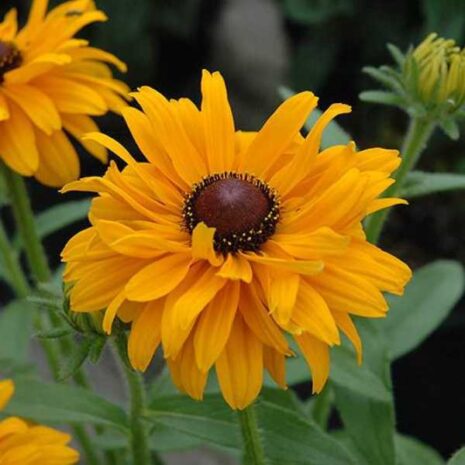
[362,33,465,132]
[0,0,129,187]
[61,71,411,410]
[0,379,79,465]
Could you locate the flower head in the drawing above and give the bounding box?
[62,70,411,409]
[0,0,129,187]
[0,379,79,465]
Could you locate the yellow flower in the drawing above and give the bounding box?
[62,70,412,409]
[0,0,129,187]
[410,33,465,109]
[0,380,79,465]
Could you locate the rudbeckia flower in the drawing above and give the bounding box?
[62,70,412,409]
[0,380,79,464]
[0,0,129,187]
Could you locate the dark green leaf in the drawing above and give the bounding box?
[146,394,240,450]
[396,434,445,465]
[35,327,74,339]
[0,300,35,363]
[256,400,357,465]
[402,171,465,198]
[4,377,128,430]
[449,448,465,465]
[334,321,396,465]
[88,337,107,364]
[331,344,391,402]
[385,260,465,360]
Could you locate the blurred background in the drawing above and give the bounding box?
[2,0,465,459]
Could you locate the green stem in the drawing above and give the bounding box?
[114,336,152,465]
[366,117,436,243]
[0,220,30,297]
[0,164,101,465]
[0,165,51,283]
[237,404,267,465]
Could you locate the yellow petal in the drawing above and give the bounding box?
[103,289,126,334]
[3,84,61,135]
[264,347,287,389]
[194,282,240,371]
[332,311,362,364]
[167,336,208,401]
[216,253,252,283]
[0,102,39,176]
[0,379,15,410]
[295,332,330,393]
[267,271,300,325]
[0,91,10,121]
[291,281,340,345]
[239,283,290,355]
[128,300,163,371]
[125,254,191,302]
[216,315,263,410]
[35,130,80,187]
[191,222,223,267]
[62,114,107,163]
[201,70,236,172]
[243,91,318,178]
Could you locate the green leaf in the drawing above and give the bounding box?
[256,400,357,465]
[58,338,93,381]
[386,43,406,67]
[359,90,405,106]
[396,434,445,465]
[362,67,403,93]
[439,119,460,140]
[385,260,465,360]
[4,377,129,430]
[14,199,90,248]
[449,448,465,465]
[334,320,396,465]
[278,87,351,149]
[330,344,391,402]
[0,300,35,363]
[146,394,240,450]
[402,171,465,198]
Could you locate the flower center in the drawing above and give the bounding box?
[0,41,22,84]
[183,173,280,254]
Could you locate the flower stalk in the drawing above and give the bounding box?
[237,404,267,465]
[366,117,435,243]
[113,334,152,465]
[0,164,51,283]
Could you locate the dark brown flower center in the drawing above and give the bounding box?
[0,41,22,84]
[183,173,280,253]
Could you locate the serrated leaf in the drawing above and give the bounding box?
[4,377,129,430]
[402,171,465,198]
[385,260,465,360]
[396,434,445,465]
[359,90,405,106]
[449,448,465,465]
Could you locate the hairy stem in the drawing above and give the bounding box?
[237,404,267,465]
